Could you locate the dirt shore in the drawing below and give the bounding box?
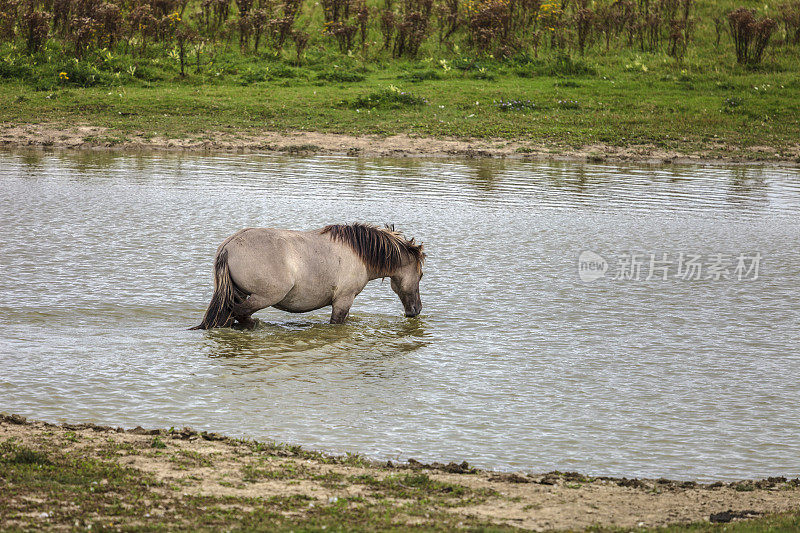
[2,414,799,531]
[3,123,800,166]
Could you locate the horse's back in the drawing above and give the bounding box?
[221,228,304,294]
[221,227,355,313]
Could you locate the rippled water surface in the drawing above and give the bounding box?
[2,150,799,481]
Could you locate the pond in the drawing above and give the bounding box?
[1,149,799,481]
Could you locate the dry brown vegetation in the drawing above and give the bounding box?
[0,0,795,63]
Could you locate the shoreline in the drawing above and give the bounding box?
[2,414,799,531]
[3,123,800,166]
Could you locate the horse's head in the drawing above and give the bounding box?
[321,223,426,318]
[391,253,424,318]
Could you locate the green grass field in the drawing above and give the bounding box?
[1,0,799,158]
[2,57,798,158]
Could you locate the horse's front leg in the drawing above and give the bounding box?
[330,294,355,324]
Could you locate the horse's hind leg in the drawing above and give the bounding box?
[232,292,288,330]
[233,314,257,330]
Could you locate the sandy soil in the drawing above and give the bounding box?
[2,414,799,531]
[2,123,800,165]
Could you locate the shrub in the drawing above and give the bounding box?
[778,1,800,44]
[96,2,123,47]
[346,85,427,109]
[379,0,396,49]
[538,52,596,76]
[667,16,694,60]
[393,0,433,57]
[174,25,197,76]
[290,29,308,63]
[357,1,369,48]
[596,0,634,52]
[537,0,565,49]
[57,59,114,86]
[470,66,495,79]
[465,0,511,53]
[23,7,51,53]
[496,98,537,111]
[573,7,594,54]
[239,63,296,84]
[248,9,270,52]
[451,56,492,70]
[728,7,777,65]
[0,58,32,80]
[321,0,359,52]
[325,20,358,53]
[69,16,98,58]
[200,0,231,36]
[435,0,460,45]
[317,69,366,82]
[398,68,441,81]
[268,0,301,49]
[131,63,167,81]
[0,0,779,65]
[0,0,20,41]
[129,4,158,54]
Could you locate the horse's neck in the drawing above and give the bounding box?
[367,270,392,281]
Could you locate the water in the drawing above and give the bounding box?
[1,149,799,482]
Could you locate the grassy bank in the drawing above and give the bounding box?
[2,414,800,531]
[2,51,800,161]
[1,0,800,161]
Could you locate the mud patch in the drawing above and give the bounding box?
[2,123,800,165]
[710,509,762,523]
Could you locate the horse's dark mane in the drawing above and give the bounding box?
[321,223,425,276]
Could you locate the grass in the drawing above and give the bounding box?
[613,514,800,533]
[348,472,480,500]
[1,64,798,158]
[241,460,305,481]
[0,24,799,160]
[344,85,429,109]
[0,438,162,528]
[0,436,502,531]
[2,422,800,532]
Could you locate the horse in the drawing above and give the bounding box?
[191,223,425,329]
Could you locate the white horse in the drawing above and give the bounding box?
[192,223,425,329]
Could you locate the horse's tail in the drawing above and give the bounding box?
[190,248,241,330]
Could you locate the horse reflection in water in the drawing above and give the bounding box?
[201,316,429,370]
[192,223,425,329]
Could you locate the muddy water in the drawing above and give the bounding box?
[1,150,799,481]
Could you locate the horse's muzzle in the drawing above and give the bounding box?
[405,304,422,317]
